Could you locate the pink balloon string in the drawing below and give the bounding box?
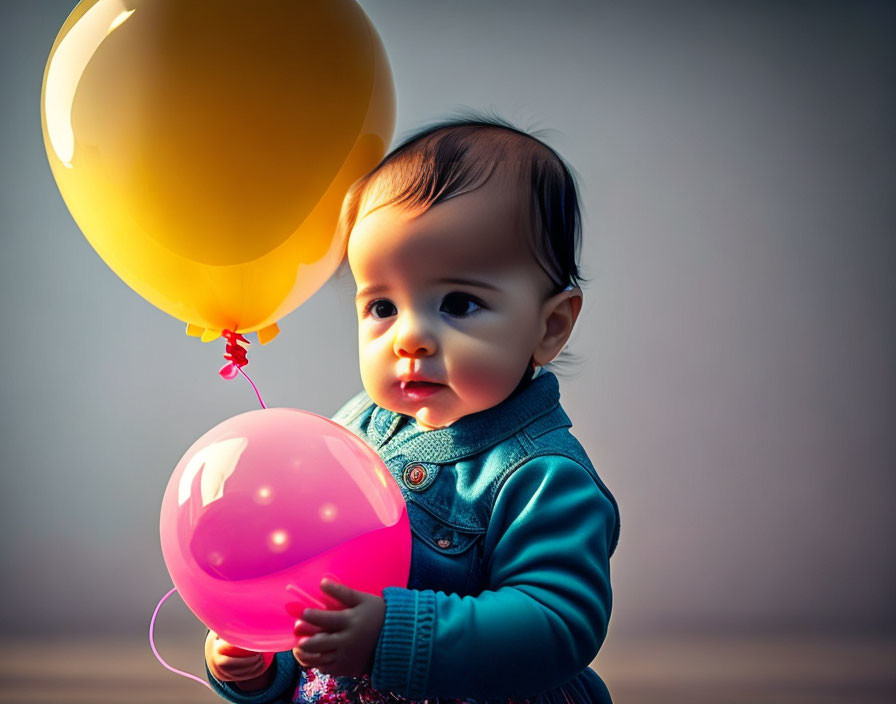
[149,586,212,691]
[217,330,267,409]
[238,365,268,409]
[152,336,266,687]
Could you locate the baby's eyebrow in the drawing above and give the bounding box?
[354,278,498,302]
[355,284,388,301]
[437,277,499,291]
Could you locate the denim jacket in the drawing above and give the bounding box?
[208,371,620,704]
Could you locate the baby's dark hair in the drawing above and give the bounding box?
[337,114,585,293]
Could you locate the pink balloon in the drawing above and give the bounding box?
[159,408,411,651]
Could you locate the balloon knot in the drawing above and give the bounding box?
[219,329,250,380]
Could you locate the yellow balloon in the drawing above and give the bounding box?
[41,0,395,344]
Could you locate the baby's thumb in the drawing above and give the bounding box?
[216,640,258,658]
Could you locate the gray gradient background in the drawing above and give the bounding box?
[1,0,894,644]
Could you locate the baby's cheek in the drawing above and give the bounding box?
[456,347,524,402]
[359,339,391,381]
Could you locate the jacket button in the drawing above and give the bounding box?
[405,464,427,486]
[437,538,452,549]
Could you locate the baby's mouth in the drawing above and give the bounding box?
[399,380,445,398]
[400,380,443,390]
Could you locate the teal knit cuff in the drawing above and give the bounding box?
[371,587,435,698]
[207,651,297,703]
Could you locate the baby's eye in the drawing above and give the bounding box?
[440,292,483,318]
[366,299,397,319]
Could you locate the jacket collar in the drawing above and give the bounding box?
[366,371,565,463]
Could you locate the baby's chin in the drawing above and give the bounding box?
[364,385,458,429]
[413,407,456,431]
[410,395,513,430]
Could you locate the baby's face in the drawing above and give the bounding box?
[347,176,556,429]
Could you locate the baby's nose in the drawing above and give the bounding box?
[393,315,436,357]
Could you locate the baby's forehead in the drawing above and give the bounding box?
[360,171,531,245]
[348,174,548,288]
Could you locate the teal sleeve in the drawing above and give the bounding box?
[206,651,298,703]
[371,456,616,699]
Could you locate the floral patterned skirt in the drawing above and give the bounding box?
[294,667,611,704]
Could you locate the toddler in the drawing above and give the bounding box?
[205,118,620,704]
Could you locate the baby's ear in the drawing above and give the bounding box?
[533,288,583,366]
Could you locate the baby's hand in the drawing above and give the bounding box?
[205,631,275,691]
[291,578,385,678]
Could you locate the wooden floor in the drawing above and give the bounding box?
[0,634,893,703]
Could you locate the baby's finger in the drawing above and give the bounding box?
[320,579,364,608]
[295,632,338,654]
[216,642,260,658]
[215,655,268,680]
[293,647,337,669]
[293,619,322,637]
[216,653,264,671]
[300,608,349,631]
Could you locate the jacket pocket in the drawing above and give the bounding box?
[406,500,485,595]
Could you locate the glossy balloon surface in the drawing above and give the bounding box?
[160,409,410,651]
[41,0,395,337]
